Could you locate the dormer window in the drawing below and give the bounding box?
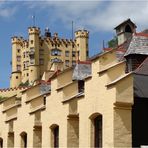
[51,48,61,56]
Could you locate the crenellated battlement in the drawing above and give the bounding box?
[75,30,89,38]
[10,27,88,88]
[11,36,24,45]
[45,37,75,47]
[0,86,29,92]
[28,26,40,35]
[0,86,30,98]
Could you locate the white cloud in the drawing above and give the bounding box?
[25,1,148,33]
[0,7,16,17]
[0,1,17,18]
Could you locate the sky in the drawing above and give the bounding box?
[0,0,148,88]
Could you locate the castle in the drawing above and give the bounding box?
[0,18,148,147]
[10,27,88,87]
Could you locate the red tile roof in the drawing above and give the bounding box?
[135,32,148,38]
[103,48,112,51]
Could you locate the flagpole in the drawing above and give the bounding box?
[32,15,35,26]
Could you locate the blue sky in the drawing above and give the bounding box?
[0,1,148,88]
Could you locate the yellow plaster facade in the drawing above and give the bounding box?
[0,19,138,147]
[0,48,133,147]
[10,27,89,88]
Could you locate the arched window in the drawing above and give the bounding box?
[90,113,102,148]
[51,48,61,56]
[125,25,132,33]
[94,116,102,147]
[50,124,59,148]
[0,138,3,148]
[20,132,27,148]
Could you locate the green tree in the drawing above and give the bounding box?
[108,36,118,48]
[19,80,29,87]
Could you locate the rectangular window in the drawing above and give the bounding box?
[23,63,26,69]
[65,60,69,67]
[26,61,29,67]
[23,52,25,58]
[31,40,33,44]
[17,56,21,62]
[30,48,35,52]
[65,51,69,57]
[51,58,62,63]
[17,49,20,53]
[72,51,76,57]
[72,60,76,66]
[30,59,35,65]
[17,65,21,71]
[77,51,80,57]
[78,80,84,93]
[26,51,29,57]
[39,59,44,65]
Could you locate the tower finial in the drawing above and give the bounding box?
[32,14,36,27]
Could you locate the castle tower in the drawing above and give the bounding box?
[10,37,23,88]
[28,27,40,85]
[75,30,89,61]
[114,18,137,45]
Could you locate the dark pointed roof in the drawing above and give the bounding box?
[114,18,137,30]
[134,57,148,75]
